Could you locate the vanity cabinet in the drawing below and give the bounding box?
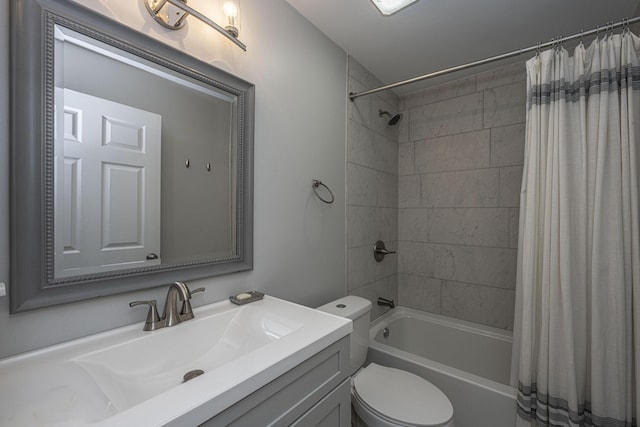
[200,336,351,426]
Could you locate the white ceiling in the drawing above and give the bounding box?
[286,0,640,95]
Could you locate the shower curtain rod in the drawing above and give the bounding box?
[349,15,640,101]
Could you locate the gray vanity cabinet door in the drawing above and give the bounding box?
[200,336,350,426]
[290,379,351,426]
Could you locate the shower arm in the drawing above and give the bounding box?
[349,16,640,101]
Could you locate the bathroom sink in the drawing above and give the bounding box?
[0,295,351,426]
[73,305,301,412]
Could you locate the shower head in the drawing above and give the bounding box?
[379,109,402,126]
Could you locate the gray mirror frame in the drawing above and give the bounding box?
[10,0,254,312]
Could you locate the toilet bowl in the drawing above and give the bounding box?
[317,296,454,427]
[352,363,454,426]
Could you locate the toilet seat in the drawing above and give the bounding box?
[352,363,453,427]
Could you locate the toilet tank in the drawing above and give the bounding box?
[317,296,372,375]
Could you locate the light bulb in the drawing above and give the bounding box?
[223,2,238,18]
[222,1,239,38]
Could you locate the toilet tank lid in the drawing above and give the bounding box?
[316,296,371,320]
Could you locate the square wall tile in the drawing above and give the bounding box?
[399,175,421,208]
[348,245,376,291]
[483,81,526,129]
[429,208,510,247]
[348,124,397,175]
[398,274,442,313]
[421,169,499,208]
[397,241,434,277]
[348,164,397,208]
[509,208,520,249]
[490,123,525,167]
[398,208,429,242]
[398,142,415,176]
[434,244,517,289]
[398,109,410,143]
[347,205,378,248]
[441,281,515,330]
[410,92,483,140]
[414,130,490,174]
[403,75,477,110]
[476,61,526,91]
[499,166,524,207]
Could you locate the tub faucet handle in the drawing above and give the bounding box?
[373,240,396,262]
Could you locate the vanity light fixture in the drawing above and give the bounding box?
[369,0,420,15]
[144,0,247,50]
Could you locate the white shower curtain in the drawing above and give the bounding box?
[511,31,640,427]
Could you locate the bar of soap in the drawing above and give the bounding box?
[236,292,252,301]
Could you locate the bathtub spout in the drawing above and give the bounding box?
[377,297,395,309]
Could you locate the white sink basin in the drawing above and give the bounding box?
[0,295,351,426]
[74,306,301,412]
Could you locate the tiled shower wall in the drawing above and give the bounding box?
[397,62,526,330]
[346,57,399,320]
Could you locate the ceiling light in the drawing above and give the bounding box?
[370,0,420,15]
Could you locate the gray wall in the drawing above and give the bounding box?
[396,62,526,330]
[346,57,399,320]
[0,0,347,358]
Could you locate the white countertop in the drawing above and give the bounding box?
[0,295,351,426]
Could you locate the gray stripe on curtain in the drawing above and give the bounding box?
[528,65,640,106]
[518,382,637,427]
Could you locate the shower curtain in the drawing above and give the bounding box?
[511,31,640,427]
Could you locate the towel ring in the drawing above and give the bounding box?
[312,179,334,204]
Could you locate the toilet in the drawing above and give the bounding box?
[318,296,454,427]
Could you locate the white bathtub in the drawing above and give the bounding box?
[366,307,517,427]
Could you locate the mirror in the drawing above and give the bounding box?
[10,0,254,312]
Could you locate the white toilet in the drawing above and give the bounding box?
[318,296,454,427]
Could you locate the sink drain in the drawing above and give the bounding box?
[183,369,205,383]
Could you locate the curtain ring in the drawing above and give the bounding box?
[312,179,334,204]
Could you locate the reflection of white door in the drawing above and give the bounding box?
[54,88,162,278]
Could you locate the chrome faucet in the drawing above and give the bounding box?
[129,281,204,331]
[377,297,395,309]
[163,281,193,327]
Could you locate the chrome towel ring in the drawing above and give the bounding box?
[312,179,334,204]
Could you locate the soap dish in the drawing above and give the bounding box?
[229,290,265,305]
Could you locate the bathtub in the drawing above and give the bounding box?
[366,307,517,427]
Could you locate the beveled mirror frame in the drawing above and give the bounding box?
[10,0,254,312]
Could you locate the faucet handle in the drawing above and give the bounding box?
[129,300,162,331]
[180,287,204,320]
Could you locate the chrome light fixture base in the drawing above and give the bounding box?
[143,0,247,50]
[145,0,189,30]
[225,25,239,38]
